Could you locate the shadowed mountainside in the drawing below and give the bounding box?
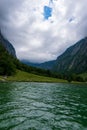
[0,31,16,58]
[53,37,87,74]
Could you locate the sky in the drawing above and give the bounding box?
[0,0,87,63]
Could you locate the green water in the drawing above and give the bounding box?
[0,82,87,130]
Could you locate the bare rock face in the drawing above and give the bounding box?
[0,31,16,58]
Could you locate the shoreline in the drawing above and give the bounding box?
[0,79,86,85]
[0,70,86,84]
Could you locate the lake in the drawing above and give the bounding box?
[0,82,87,130]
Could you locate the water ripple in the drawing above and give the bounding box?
[0,82,87,130]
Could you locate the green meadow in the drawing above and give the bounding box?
[6,70,67,83]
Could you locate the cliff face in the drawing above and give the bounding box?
[52,37,87,74]
[0,31,16,58]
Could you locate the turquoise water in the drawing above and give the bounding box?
[0,82,87,130]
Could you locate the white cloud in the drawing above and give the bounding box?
[0,0,87,63]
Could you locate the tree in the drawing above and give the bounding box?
[0,44,16,76]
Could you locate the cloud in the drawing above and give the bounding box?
[0,0,87,63]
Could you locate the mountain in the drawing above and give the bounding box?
[53,37,87,74]
[0,31,55,77]
[21,59,55,70]
[0,31,16,58]
[35,60,56,70]
[22,37,87,75]
[0,31,17,75]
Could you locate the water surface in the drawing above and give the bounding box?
[0,82,87,130]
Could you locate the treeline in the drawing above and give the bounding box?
[0,43,86,82]
[0,44,16,75]
[54,73,87,82]
[0,44,57,77]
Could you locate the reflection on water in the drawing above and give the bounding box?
[0,82,87,130]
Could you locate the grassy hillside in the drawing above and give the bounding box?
[1,70,86,83]
[7,70,67,83]
[0,44,63,79]
[0,42,86,83]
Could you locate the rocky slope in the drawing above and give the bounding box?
[52,37,87,74]
[0,31,16,58]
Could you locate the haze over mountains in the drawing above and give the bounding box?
[0,30,87,75]
[22,37,87,74]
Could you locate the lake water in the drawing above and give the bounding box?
[0,82,87,130]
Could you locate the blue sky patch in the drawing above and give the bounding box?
[43,6,52,20]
